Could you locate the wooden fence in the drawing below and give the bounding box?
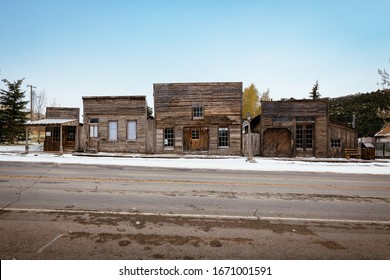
[242,133,260,156]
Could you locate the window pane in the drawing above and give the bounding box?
[108,121,118,141]
[192,106,204,119]
[192,129,200,140]
[52,127,60,142]
[305,124,313,149]
[90,125,98,138]
[218,128,229,147]
[127,121,137,140]
[296,125,303,148]
[164,128,174,147]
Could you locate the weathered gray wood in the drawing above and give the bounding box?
[82,96,148,153]
[44,107,80,152]
[260,100,357,158]
[154,82,242,155]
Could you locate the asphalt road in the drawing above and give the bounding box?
[0,161,389,259]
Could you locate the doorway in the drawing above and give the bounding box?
[183,127,209,153]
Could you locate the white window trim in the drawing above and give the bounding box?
[108,121,118,141]
[127,120,137,141]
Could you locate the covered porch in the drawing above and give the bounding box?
[25,119,80,155]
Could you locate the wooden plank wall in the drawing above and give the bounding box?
[329,121,358,158]
[260,100,329,157]
[44,107,81,152]
[46,107,80,121]
[82,96,147,153]
[154,82,243,155]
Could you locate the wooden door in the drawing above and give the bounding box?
[64,126,76,150]
[183,127,209,152]
[263,128,292,157]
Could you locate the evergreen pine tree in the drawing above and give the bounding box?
[309,80,321,100]
[0,79,29,143]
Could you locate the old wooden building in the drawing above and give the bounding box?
[25,107,81,154]
[154,82,242,155]
[82,96,152,153]
[259,99,357,158]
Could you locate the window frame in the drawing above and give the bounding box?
[52,127,60,142]
[89,118,99,138]
[218,127,230,148]
[108,121,118,141]
[296,124,314,150]
[164,128,175,149]
[192,106,204,120]
[127,120,137,141]
[331,139,341,148]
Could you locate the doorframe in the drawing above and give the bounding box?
[182,126,210,154]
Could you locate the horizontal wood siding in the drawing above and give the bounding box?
[46,107,80,121]
[154,82,242,155]
[44,107,80,152]
[260,100,357,158]
[83,96,147,153]
[261,100,329,158]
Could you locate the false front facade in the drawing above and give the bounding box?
[154,82,242,155]
[82,96,152,153]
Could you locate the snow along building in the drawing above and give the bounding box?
[257,99,357,158]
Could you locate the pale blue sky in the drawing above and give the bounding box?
[1,0,389,113]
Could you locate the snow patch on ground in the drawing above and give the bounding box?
[0,145,389,175]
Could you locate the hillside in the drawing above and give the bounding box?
[329,89,390,137]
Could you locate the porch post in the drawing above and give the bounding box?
[59,124,64,155]
[246,112,254,162]
[25,126,29,154]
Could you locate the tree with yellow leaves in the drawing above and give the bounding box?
[242,83,260,119]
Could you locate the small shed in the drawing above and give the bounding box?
[374,125,390,158]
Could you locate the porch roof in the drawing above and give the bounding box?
[25,119,79,127]
[375,125,390,137]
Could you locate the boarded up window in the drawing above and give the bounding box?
[127,121,137,140]
[108,121,118,141]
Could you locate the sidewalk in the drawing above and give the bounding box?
[1,145,389,175]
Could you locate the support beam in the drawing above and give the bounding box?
[25,126,29,154]
[59,125,63,155]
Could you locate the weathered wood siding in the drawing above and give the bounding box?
[154,82,242,155]
[46,107,80,120]
[44,107,80,152]
[329,121,357,158]
[82,96,148,153]
[260,100,329,157]
[260,100,357,158]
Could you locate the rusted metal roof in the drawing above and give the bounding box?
[375,125,390,137]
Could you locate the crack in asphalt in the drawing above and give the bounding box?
[253,208,260,221]
[1,166,53,211]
